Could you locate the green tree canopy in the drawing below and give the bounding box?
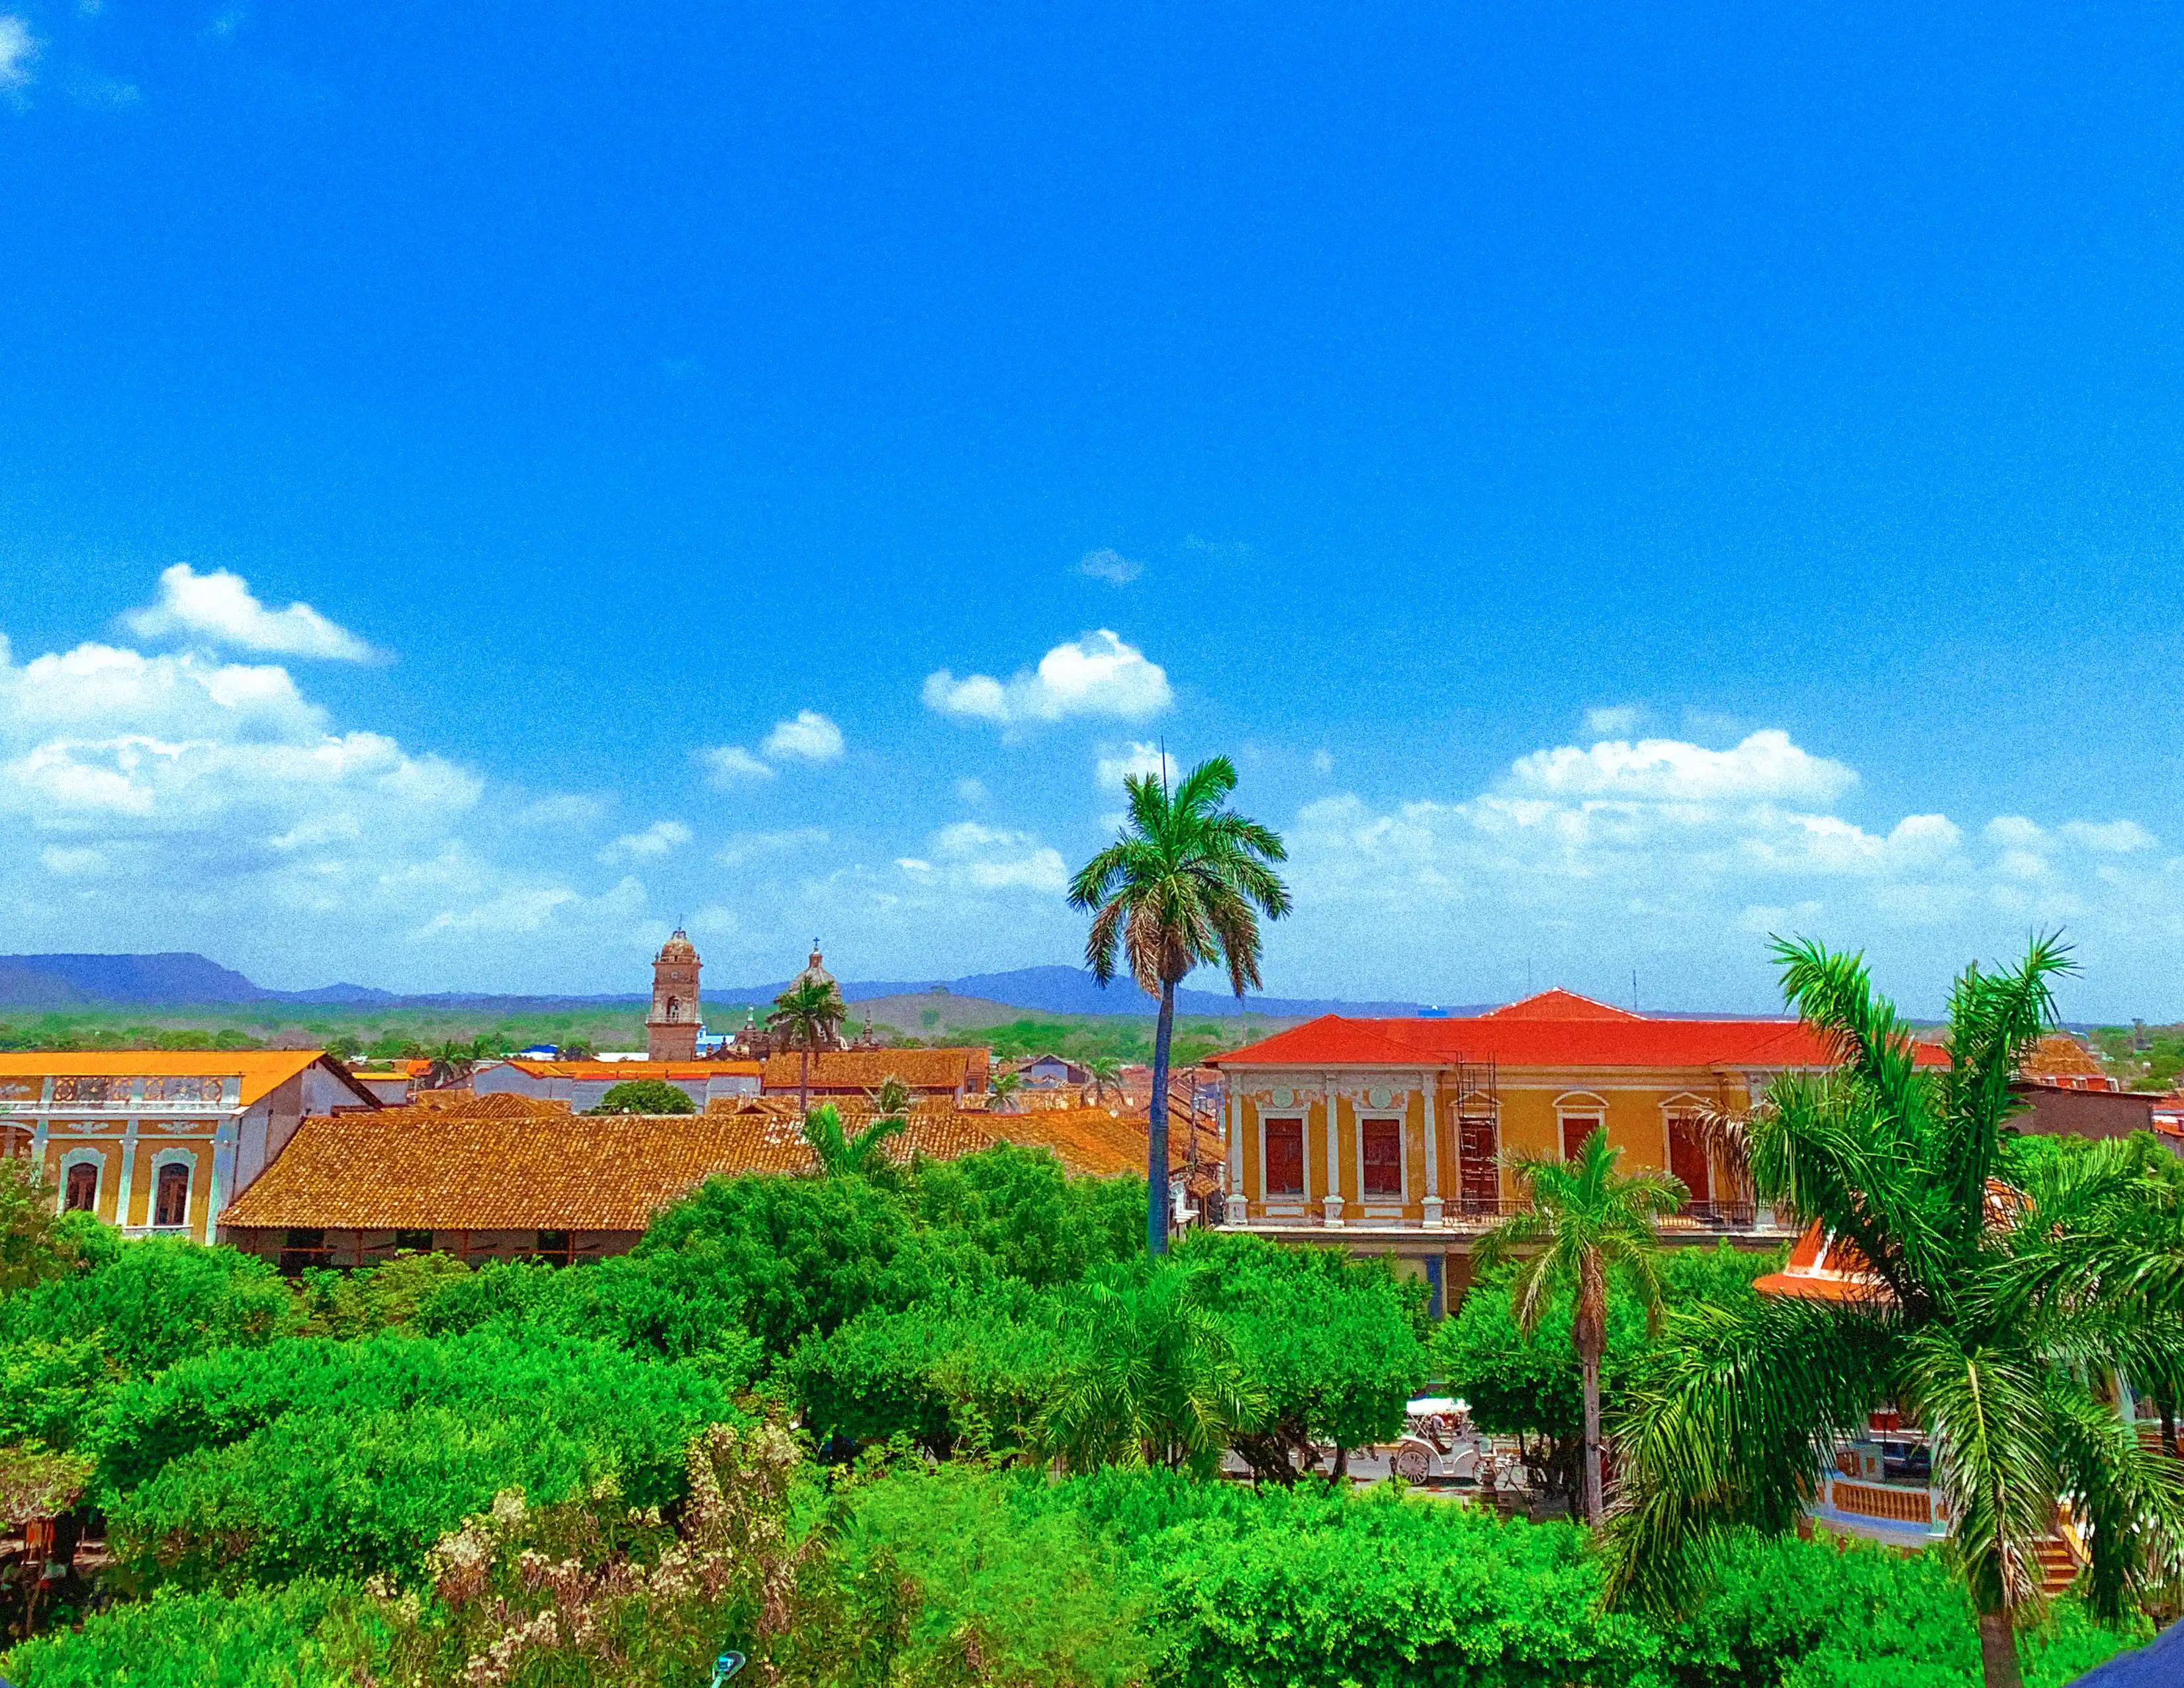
[589,1077,696,1115]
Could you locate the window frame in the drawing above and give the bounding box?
[1358,1114,1405,1199]
[1261,1114,1306,1197]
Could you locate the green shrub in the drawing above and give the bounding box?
[0,1239,299,1377]
[825,1464,1153,1687]
[637,1172,952,1358]
[0,1578,369,1687]
[910,1145,1142,1286]
[590,1078,697,1115]
[412,1252,764,1383]
[96,1330,733,1586]
[788,1284,1068,1455]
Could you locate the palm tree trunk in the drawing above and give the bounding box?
[2161,1393,2177,1463]
[1977,1611,2024,1688]
[798,1041,811,1116]
[1148,978,1175,1256]
[1580,1338,1604,1526]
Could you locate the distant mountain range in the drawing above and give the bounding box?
[0,953,1458,1020]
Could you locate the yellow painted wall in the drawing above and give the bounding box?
[1235,1070,1751,1217]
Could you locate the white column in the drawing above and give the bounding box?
[1226,1092,1245,1221]
[114,1119,139,1229]
[1420,1068,1443,1229]
[1322,1073,1344,1228]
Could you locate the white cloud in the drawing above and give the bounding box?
[2063,820,2157,854]
[1096,740,1169,792]
[596,820,692,864]
[0,15,34,88]
[923,630,1172,732]
[954,777,987,805]
[1079,547,1143,585]
[1510,729,1855,804]
[1311,749,1335,776]
[927,821,1069,893]
[702,745,775,784]
[1584,704,1646,737]
[124,565,382,662]
[760,709,844,763]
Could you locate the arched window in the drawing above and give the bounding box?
[665,996,682,1023]
[64,1160,98,1213]
[154,1160,192,1228]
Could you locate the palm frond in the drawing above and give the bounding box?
[1604,1296,1897,1615]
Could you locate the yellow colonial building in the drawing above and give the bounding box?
[0,1051,379,1244]
[1208,989,1948,1313]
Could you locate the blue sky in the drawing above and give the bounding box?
[5,3,2184,1017]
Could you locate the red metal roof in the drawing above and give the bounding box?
[1210,993,1952,1072]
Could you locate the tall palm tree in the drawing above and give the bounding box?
[1605,937,2184,1688]
[769,977,845,1115]
[1474,1127,1685,1525]
[1069,755,1290,1256]
[1083,1055,1126,1107]
[987,1070,1024,1113]
[799,1102,907,1180]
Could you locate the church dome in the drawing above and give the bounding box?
[789,946,837,992]
[657,929,698,963]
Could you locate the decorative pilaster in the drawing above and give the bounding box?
[1226,1093,1246,1223]
[1420,1068,1443,1229]
[1321,1073,1344,1227]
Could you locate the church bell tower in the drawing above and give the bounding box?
[646,929,702,1061]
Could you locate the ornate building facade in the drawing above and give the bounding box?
[0,1051,379,1243]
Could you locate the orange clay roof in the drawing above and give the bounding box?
[0,1049,365,1110]
[498,1060,758,1080]
[759,1047,987,1092]
[2017,1035,2111,1084]
[220,1102,1156,1232]
[1210,1000,1954,1073]
[1753,1221,1893,1306]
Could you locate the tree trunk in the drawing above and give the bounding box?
[1148,980,1175,1255]
[1332,1443,1349,1482]
[1977,1611,2024,1688]
[2161,1393,2178,1464]
[1579,1319,1605,1527]
[799,1043,810,1117]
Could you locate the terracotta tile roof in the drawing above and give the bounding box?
[974,1105,1183,1179]
[1210,1008,1953,1073]
[444,1092,573,1119]
[220,1108,804,1232]
[2018,1035,2113,1086]
[759,1047,987,1093]
[0,1050,365,1109]
[220,1101,1157,1234]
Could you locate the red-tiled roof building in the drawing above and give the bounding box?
[1206,990,1951,1308]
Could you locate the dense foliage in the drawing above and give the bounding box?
[0,1121,2163,1685]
